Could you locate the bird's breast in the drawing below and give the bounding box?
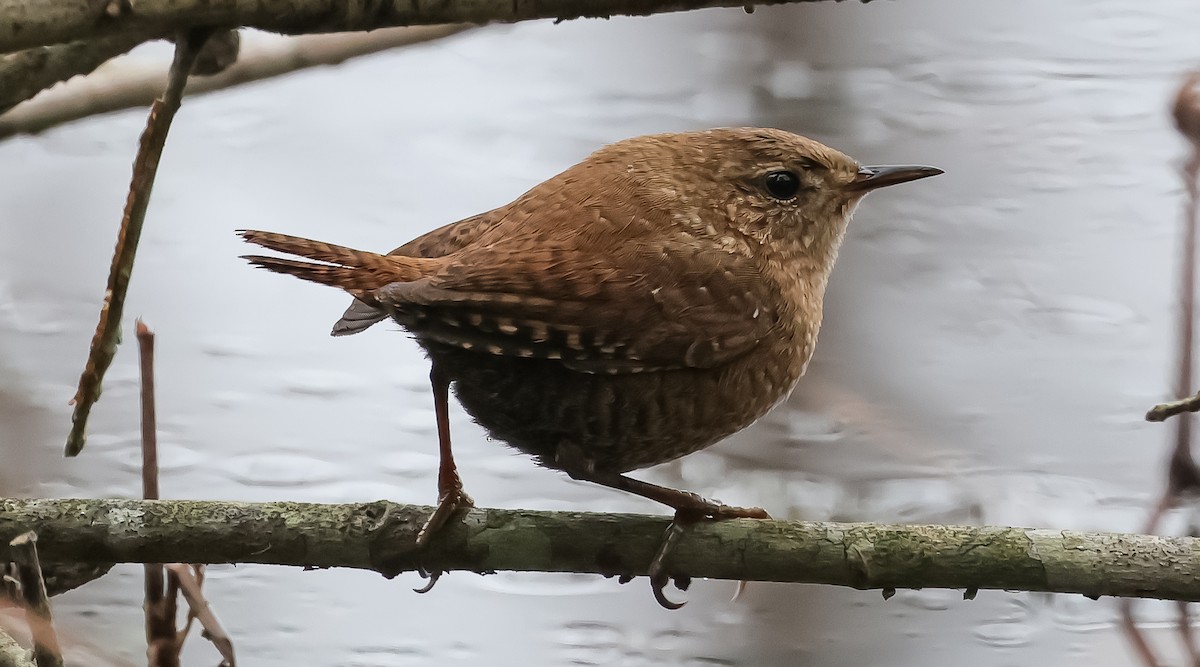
[422,318,812,474]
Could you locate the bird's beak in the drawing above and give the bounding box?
[846,165,943,192]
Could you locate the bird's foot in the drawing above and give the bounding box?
[410,485,473,594]
[413,566,442,594]
[415,485,474,548]
[645,503,771,609]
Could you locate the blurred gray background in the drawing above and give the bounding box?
[2,0,1197,664]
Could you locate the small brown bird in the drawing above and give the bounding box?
[240,128,940,606]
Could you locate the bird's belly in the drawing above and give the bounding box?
[423,340,804,473]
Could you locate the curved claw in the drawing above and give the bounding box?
[651,575,686,610]
[645,516,694,610]
[731,580,749,602]
[413,568,442,594]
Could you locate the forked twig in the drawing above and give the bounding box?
[165,565,234,667]
[135,321,235,666]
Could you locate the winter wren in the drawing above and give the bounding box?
[239,128,940,606]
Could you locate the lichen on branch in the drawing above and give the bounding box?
[2,497,1200,602]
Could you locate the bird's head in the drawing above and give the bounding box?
[600,127,941,273]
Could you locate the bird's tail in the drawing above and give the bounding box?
[238,230,431,295]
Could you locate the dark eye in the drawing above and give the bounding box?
[763,170,801,200]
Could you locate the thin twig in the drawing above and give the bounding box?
[145,574,177,667]
[1126,70,1200,667]
[136,320,178,667]
[9,533,63,667]
[138,320,159,502]
[1168,72,1200,665]
[173,567,199,654]
[65,28,212,457]
[1178,600,1199,667]
[1168,143,1200,494]
[1147,392,1200,422]
[166,564,234,667]
[1,569,17,604]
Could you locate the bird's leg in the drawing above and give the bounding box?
[419,361,475,546]
[599,473,769,608]
[560,454,768,609]
[412,361,474,593]
[596,473,770,521]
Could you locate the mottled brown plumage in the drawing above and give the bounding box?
[240,127,940,606]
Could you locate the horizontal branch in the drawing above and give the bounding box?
[0,0,835,54]
[0,25,468,140]
[0,33,145,115]
[2,497,1200,601]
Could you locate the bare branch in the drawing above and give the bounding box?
[1147,392,1200,422]
[166,565,234,667]
[137,320,159,502]
[0,25,466,140]
[0,33,146,115]
[65,28,212,457]
[135,320,178,667]
[0,0,829,54]
[1126,71,1200,666]
[4,498,1200,602]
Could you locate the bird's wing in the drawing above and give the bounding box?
[332,213,501,336]
[374,241,781,373]
[386,213,503,258]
